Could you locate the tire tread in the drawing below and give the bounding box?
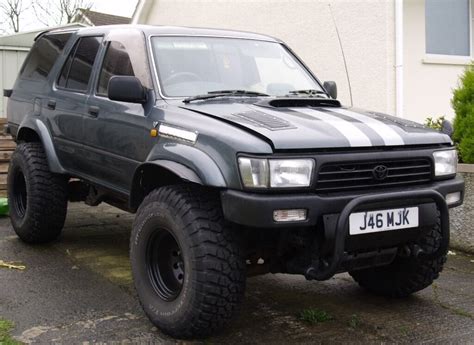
[133,184,245,338]
[8,142,68,243]
[349,211,446,297]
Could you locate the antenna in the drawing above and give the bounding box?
[329,4,354,107]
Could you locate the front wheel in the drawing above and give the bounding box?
[349,212,446,297]
[130,185,246,338]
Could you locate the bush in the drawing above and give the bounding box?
[452,65,474,163]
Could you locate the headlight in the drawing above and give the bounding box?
[269,159,314,187]
[238,157,314,188]
[433,149,457,176]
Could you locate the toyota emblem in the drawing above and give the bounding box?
[372,165,388,181]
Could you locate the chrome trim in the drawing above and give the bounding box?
[158,123,198,143]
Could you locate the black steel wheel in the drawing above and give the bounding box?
[11,168,27,218]
[147,228,185,301]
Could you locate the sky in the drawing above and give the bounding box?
[0,0,139,34]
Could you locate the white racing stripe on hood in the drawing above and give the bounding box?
[329,108,404,146]
[290,107,372,147]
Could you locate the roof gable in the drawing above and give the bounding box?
[74,8,130,26]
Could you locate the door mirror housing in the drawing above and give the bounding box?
[108,76,147,103]
[440,119,454,138]
[323,81,337,99]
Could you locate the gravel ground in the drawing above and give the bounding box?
[1,203,473,344]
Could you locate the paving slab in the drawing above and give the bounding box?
[1,203,473,344]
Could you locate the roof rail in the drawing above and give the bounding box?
[33,23,86,41]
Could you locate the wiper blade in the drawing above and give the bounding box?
[287,89,328,97]
[207,89,269,96]
[183,90,269,103]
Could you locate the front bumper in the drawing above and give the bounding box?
[221,175,464,228]
[222,175,463,280]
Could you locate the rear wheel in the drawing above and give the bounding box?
[349,213,445,297]
[130,184,246,338]
[7,142,68,243]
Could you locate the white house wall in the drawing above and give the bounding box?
[140,0,396,116]
[0,49,27,118]
[404,0,469,123]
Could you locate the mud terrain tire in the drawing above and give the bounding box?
[8,142,68,243]
[349,213,445,297]
[130,184,246,338]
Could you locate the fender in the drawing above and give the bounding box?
[17,118,66,174]
[146,142,227,187]
[136,160,203,185]
[130,144,228,209]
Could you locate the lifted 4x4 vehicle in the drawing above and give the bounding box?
[4,25,464,338]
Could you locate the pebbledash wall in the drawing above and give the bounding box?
[450,165,474,253]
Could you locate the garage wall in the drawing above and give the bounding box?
[138,0,396,116]
[0,48,28,118]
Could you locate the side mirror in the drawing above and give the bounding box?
[323,81,337,99]
[440,119,454,138]
[108,76,147,103]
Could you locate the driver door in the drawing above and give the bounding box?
[82,30,155,193]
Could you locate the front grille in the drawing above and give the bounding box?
[316,158,433,193]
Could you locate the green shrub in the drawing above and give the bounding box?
[452,64,474,163]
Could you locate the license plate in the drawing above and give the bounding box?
[349,207,419,235]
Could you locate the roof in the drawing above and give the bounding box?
[0,23,87,48]
[74,8,131,26]
[72,24,280,42]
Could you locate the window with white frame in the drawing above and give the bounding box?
[425,0,471,57]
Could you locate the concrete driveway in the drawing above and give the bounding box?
[1,203,474,344]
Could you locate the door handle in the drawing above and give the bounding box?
[47,100,56,110]
[88,106,99,117]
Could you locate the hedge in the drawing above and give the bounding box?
[453,65,474,164]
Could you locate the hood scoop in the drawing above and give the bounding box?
[226,109,295,131]
[257,97,341,108]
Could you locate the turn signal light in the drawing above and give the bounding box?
[446,192,461,206]
[273,209,307,222]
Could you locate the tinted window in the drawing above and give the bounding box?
[58,36,102,92]
[20,33,71,81]
[97,41,135,95]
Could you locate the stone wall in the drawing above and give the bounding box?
[450,164,474,253]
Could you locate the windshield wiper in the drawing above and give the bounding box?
[183,90,269,103]
[287,89,328,98]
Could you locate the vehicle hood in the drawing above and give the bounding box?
[180,101,452,150]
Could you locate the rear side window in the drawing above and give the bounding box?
[20,33,71,81]
[97,41,135,95]
[58,36,102,92]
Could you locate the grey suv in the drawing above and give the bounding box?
[4,25,464,338]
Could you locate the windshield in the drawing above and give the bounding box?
[150,36,324,98]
